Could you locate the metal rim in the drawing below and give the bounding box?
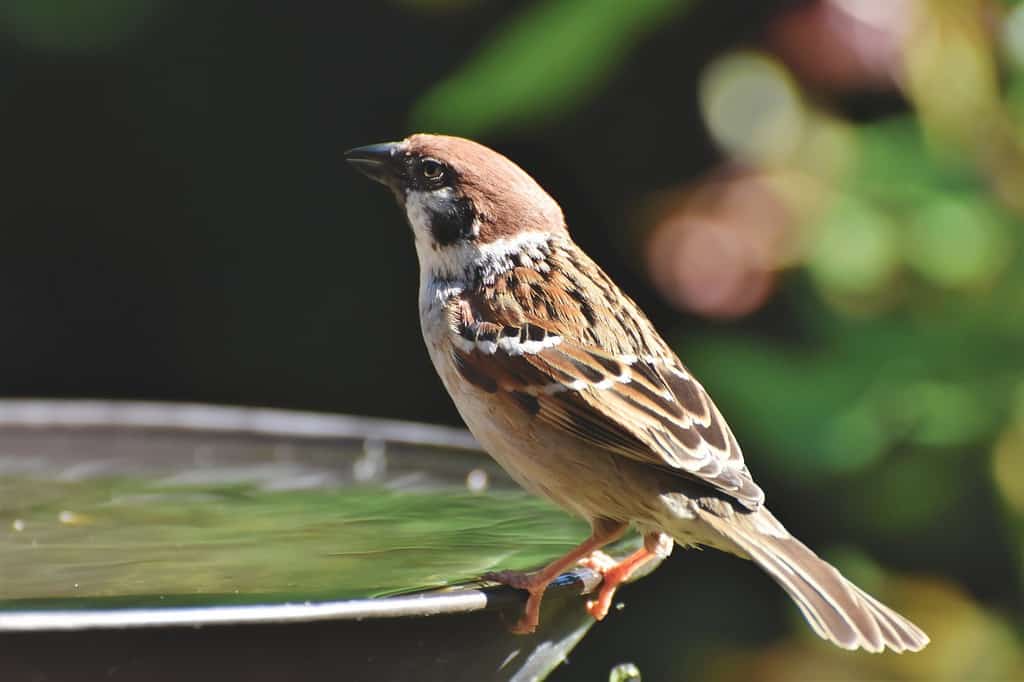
[0,399,479,451]
[0,572,601,632]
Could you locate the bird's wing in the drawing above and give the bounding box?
[446,269,764,510]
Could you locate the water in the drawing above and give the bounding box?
[0,429,599,610]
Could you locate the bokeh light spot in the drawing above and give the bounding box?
[904,1,1001,149]
[700,52,805,165]
[644,172,791,319]
[1002,2,1024,69]
[905,196,1012,290]
[807,194,899,298]
[993,385,1024,516]
[819,403,887,474]
[993,424,1024,516]
[904,380,991,447]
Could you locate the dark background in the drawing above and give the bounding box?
[4,0,1024,679]
[2,1,777,417]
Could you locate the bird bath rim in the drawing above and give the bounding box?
[0,398,612,633]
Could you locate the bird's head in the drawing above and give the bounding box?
[345,134,566,280]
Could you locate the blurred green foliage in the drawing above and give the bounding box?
[411,0,693,135]
[0,0,161,51]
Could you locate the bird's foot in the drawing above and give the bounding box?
[579,547,658,621]
[483,569,547,634]
[481,522,630,635]
[508,609,540,635]
[578,550,618,574]
[482,569,543,592]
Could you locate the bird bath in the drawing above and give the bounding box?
[0,400,650,681]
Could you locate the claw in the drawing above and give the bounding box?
[509,615,538,635]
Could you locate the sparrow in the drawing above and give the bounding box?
[345,134,929,653]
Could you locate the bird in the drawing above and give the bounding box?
[344,133,929,653]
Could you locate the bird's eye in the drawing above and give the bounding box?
[421,159,445,181]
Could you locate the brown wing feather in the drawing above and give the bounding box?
[448,247,764,510]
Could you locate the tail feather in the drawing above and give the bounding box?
[694,505,929,653]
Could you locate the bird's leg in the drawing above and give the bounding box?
[483,519,627,634]
[580,532,668,621]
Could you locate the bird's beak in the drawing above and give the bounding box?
[344,142,402,187]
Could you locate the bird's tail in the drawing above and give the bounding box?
[692,505,929,653]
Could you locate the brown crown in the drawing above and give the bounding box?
[404,134,567,243]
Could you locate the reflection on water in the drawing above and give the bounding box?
[0,478,586,607]
[0,430,605,610]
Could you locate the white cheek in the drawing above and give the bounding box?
[405,188,477,276]
[404,190,435,244]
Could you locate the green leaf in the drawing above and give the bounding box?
[410,0,695,135]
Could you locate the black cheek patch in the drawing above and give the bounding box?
[430,197,477,246]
